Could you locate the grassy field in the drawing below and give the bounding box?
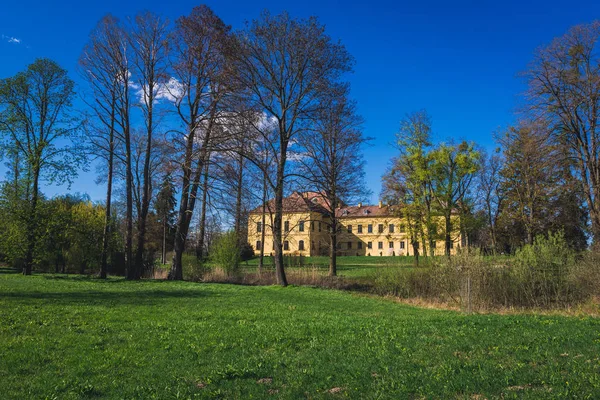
[241,256,424,279]
[1,272,600,399]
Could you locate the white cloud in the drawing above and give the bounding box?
[2,34,22,44]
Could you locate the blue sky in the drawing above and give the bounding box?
[1,0,599,203]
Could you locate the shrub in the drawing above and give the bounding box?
[210,231,241,276]
[181,253,207,282]
[370,234,593,311]
[239,242,255,261]
[511,231,577,306]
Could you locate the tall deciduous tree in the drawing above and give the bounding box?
[129,12,170,279]
[477,149,505,253]
[80,14,124,279]
[0,58,82,275]
[498,120,560,247]
[167,5,230,280]
[429,141,481,255]
[298,89,368,276]
[228,11,353,286]
[525,21,600,244]
[382,111,434,264]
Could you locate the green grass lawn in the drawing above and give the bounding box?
[242,256,424,279]
[1,272,600,399]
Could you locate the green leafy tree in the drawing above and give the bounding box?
[0,58,82,275]
[382,110,433,264]
[429,141,481,255]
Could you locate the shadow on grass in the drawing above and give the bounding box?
[2,281,213,306]
[0,268,19,274]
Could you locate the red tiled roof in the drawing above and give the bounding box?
[250,191,400,217]
[249,191,332,214]
[335,205,400,218]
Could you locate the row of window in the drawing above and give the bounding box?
[256,221,406,234]
[255,240,408,251]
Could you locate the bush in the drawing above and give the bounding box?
[211,231,241,276]
[371,233,594,310]
[239,242,254,261]
[181,253,207,282]
[510,231,577,306]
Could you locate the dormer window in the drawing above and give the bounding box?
[363,209,370,215]
[342,209,349,216]
[311,197,318,204]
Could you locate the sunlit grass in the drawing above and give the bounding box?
[2,272,599,398]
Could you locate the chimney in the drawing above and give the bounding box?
[378,201,383,208]
[358,202,362,208]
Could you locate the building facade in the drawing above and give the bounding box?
[248,191,461,257]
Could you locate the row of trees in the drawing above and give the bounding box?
[382,21,600,257]
[1,10,599,284]
[0,6,368,285]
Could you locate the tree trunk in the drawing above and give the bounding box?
[162,219,167,265]
[234,150,244,241]
[169,112,214,280]
[100,114,115,279]
[197,158,210,259]
[445,212,452,256]
[329,225,337,276]
[258,171,267,272]
[124,110,134,280]
[272,156,288,286]
[23,166,40,276]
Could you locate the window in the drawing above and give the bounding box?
[378,224,384,233]
[256,222,262,233]
[299,240,305,251]
[256,240,261,250]
[347,225,352,233]
[389,242,394,249]
[299,220,304,232]
[378,242,383,249]
[450,241,454,249]
[389,224,395,233]
[319,222,322,232]
[400,241,405,249]
[337,242,342,249]
[311,241,315,250]
[368,224,373,233]
[357,242,363,249]
[311,221,314,231]
[283,241,289,251]
[400,224,406,233]
[347,241,352,250]
[357,224,363,234]
[284,221,290,232]
[432,241,437,248]
[367,242,372,249]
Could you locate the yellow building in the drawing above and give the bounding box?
[247,191,461,257]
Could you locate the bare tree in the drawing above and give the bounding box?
[297,89,368,276]
[80,15,124,278]
[525,21,600,243]
[167,6,230,280]
[128,12,170,279]
[228,11,353,286]
[477,149,504,253]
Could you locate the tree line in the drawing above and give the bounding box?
[0,9,599,284]
[0,6,367,284]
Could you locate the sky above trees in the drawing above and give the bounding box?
[2,0,599,202]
